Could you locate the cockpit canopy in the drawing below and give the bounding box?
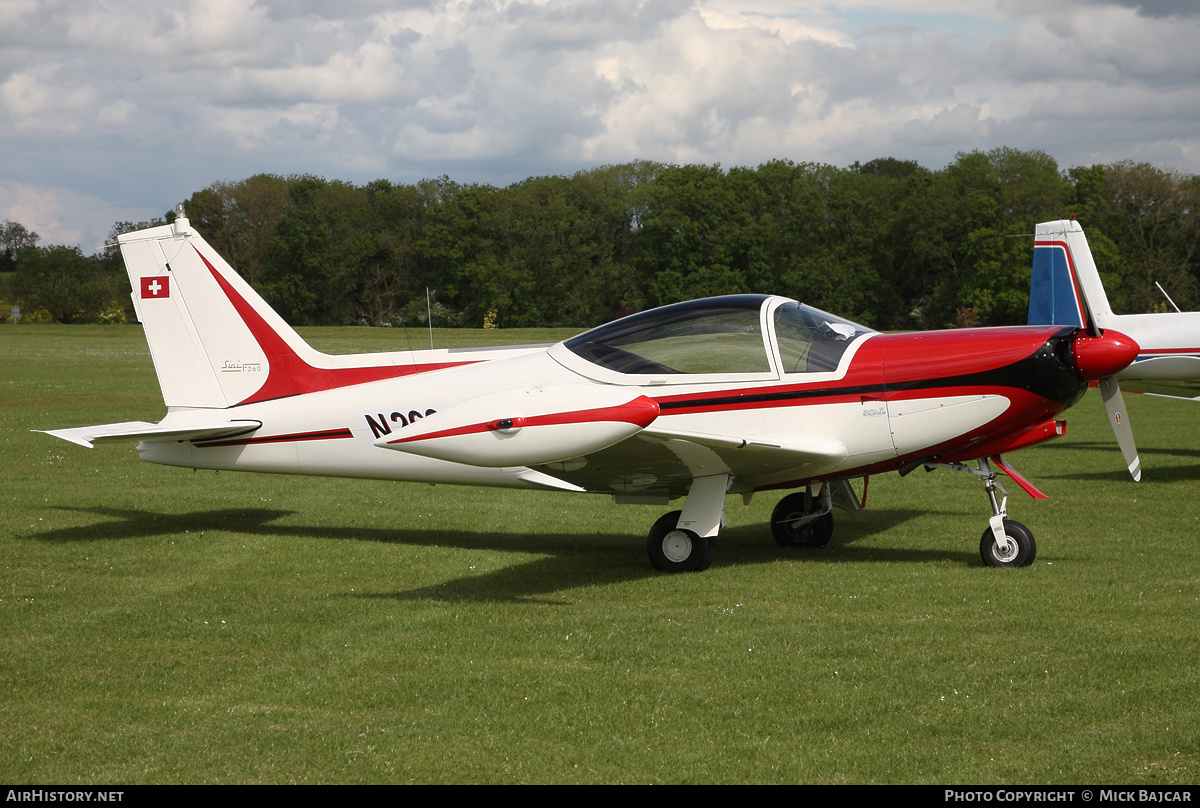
[562,294,872,378]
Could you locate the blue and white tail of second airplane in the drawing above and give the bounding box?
[1029,218,1200,479]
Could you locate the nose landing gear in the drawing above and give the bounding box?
[921,455,1039,568]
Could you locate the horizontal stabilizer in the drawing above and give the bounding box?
[40,420,262,449]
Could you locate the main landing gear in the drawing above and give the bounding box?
[645,477,859,572]
[770,486,834,549]
[646,510,716,573]
[645,475,728,573]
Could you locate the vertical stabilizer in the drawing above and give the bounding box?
[121,219,247,408]
[119,217,410,409]
[1028,219,1114,329]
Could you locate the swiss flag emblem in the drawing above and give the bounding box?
[141,276,170,299]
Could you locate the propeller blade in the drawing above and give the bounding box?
[1100,376,1141,481]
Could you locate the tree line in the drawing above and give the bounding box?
[4,148,1200,331]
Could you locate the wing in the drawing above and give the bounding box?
[1120,378,1200,400]
[531,425,848,500]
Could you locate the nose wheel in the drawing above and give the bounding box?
[980,518,1036,567]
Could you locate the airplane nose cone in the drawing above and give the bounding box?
[1073,329,1140,380]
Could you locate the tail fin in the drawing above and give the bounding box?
[1028,219,1115,329]
[119,216,421,409]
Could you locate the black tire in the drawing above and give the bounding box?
[979,519,1036,567]
[647,510,714,572]
[771,492,834,548]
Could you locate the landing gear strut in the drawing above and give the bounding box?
[923,456,1037,567]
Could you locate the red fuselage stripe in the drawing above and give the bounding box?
[385,397,660,446]
[195,428,355,448]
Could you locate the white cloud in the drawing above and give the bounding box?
[698,7,853,46]
[0,181,161,252]
[2,1,1200,244]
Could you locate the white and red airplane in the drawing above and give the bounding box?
[1029,218,1200,480]
[44,212,1139,571]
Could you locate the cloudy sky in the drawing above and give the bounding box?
[2,0,1198,251]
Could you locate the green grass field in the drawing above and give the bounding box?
[2,324,1198,784]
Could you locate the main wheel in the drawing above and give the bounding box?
[771,492,834,548]
[980,519,1036,567]
[647,510,715,572]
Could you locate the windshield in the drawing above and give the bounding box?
[773,302,873,373]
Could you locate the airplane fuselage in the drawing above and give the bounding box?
[137,324,1090,501]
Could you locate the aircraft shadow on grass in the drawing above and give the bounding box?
[1038,441,1200,484]
[32,504,972,602]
